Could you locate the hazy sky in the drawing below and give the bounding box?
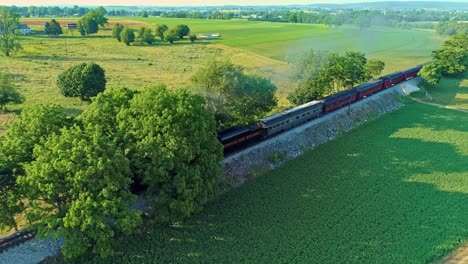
[2,0,467,7]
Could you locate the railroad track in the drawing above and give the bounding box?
[0,230,36,253]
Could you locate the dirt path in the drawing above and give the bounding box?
[410,98,468,113]
[435,244,468,264]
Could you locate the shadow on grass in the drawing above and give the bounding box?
[74,103,468,264]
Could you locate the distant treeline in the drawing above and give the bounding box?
[5,5,468,30]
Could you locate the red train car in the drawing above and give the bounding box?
[355,79,384,100]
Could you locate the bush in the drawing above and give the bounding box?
[57,62,106,100]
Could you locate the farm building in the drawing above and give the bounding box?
[18,24,32,35]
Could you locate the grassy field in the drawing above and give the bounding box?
[124,17,443,73]
[418,72,468,110]
[75,102,468,264]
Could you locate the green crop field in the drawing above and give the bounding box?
[77,102,468,264]
[124,17,443,73]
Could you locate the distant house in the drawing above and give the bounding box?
[18,24,32,35]
[67,23,77,30]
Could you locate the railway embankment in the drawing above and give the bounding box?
[222,80,419,190]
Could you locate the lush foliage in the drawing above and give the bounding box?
[78,8,108,36]
[432,33,468,76]
[137,27,155,45]
[164,28,178,44]
[192,59,277,128]
[0,73,24,112]
[435,21,468,36]
[120,85,223,221]
[0,104,73,232]
[44,19,63,35]
[111,23,124,42]
[288,50,385,104]
[57,62,106,100]
[20,125,141,259]
[419,33,468,88]
[155,24,168,40]
[173,24,190,39]
[0,7,21,57]
[77,102,468,264]
[120,26,135,46]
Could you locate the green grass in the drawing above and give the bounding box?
[124,17,443,73]
[429,73,468,110]
[78,102,468,264]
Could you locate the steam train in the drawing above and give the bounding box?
[218,65,423,151]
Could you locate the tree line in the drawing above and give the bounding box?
[112,23,196,46]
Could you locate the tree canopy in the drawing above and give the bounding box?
[120,26,135,46]
[44,19,63,35]
[419,33,467,89]
[111,23,124,42]
[173,24,190,39]
[0,73,24,112]
[0,7,21,57]
[78,8,107,36]
[192,60,277,128]
[0,104,73,232]
[288,50,385,105]
[137,27,155,45]
[119,85,223,221]
[57,62,106,100]
[155,24,168,40]
[20,124,141,259]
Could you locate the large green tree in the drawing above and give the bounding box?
[0,73,24,112]
[77,8,107,36]
[0,104,73,232]
[20,125,141,259]
[44,19,63,35]
[173,24,190,39]
[57,62,106,100]
[111,23,124,42]
[0,7,21,57]
[120,85,223,221]
[137,27,155,45]
[120,26,135,46]
[192,59,277,128]
[164,28,178,44]
[433,33,468,76]
[155,24,168,40]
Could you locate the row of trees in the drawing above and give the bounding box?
[112,23,194,46]
[419,33,468,88]
[288,50,385,105]
[0,85,223,259]
[435,21,468,36]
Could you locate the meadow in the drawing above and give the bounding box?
[76,101,468,264]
